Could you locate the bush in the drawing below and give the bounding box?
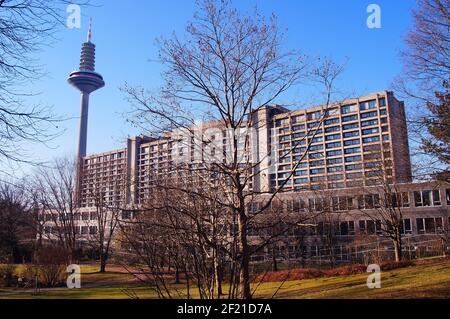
[20,264,39,288]
[254,260,416,283]
[380,260,414,271]
[325,264,368,277]
[32,246,69,287]
[39,263,66,287]
[255,264,371,283]
[255,268,326,283]
[0,264,17,287]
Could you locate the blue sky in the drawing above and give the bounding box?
[10,0,417,176]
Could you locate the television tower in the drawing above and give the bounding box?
[68,18,105,203]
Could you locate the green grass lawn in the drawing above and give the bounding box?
[1,258,450,299]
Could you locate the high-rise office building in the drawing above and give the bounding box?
[254,91,412,192]
[76,91,412,207]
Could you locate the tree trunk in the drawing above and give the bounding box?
[99,253,107,273]
[394,236,402,262]
[327,235,335,267]
[237,209,251,299]
[175,266,180,284]
[214,251,222,298]
[68,247,76,265]
[272,246,278,272]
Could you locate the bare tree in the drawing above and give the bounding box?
[84,182,124,273]
[0,0,89,169]
[32,157,80,263]
[395,0,450,179]
[118,173,234,299]
[400,0,449,94]
[0,180,34,262]
[118,186,194,299]
[123,0,343,299]
[308,191,341,267]
[357,159,409,262]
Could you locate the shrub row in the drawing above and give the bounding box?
[254,260,414,283]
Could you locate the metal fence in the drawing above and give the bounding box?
[249,235,449,267]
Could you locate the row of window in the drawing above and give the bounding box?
[43,225,98,235]
[43,210,141,223]
[251,189,450,213]
[279,150,434,183]
[414,190,443,207]
[322,135,389,150]
[84,152,125,164]
[282,170,376,183]
[348,217,445,236]
[279,120,387,141]
[39,212,98,222]
[276,98,387,128]
[248,217,446,238]
[341,99,386,114]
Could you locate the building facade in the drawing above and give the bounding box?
[40,84,449,263]
[249,181,450,263]
[77,91,413,208]
[259,91,412,192]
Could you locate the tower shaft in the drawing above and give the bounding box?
[68,19,104,206]
[77,92,90,158]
